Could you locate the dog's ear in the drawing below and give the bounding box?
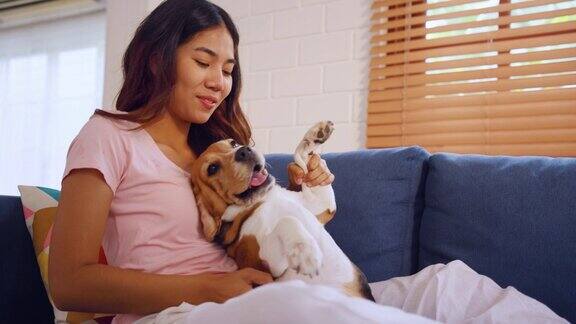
[192,180,222,242]
[197,195,221,242]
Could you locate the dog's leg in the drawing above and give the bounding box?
[259,217,323,278]
[291,121,337,221]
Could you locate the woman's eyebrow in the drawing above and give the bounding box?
[194,47,235,64]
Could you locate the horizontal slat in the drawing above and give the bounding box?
[367,128,576,147]
[489,114,576,131]
[368,87,576,111]
[371,0,482,20]
[368,112,404,125]
[369,132,484,146]
[367,114,576,136]
[486,143,576,156]
[366,135,402,147]
[367,100,576,125]
[371,0,564,29]
[369,74,576,101]
[372,21,575,53]
[368,124,403,136]
[490,128,576,144]
[372,0,407,9]
[370,47,576,78]
[372,7,576,44]
[370,61,576,90]
[366,138,576,157]
[371,33,576,66]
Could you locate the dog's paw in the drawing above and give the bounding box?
[305,120,334,145]
[294,121,335,172]
[287,240,323,277]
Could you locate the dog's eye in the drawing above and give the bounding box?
[230,140,239,148]
[207,163,220,176]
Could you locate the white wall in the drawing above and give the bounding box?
[102,0,155,109]
[103,0,371,153]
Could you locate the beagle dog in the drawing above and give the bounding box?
[190,121,374,300]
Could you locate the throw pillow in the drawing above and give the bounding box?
[18,185,112,324]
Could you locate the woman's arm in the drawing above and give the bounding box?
[49,169,272,315]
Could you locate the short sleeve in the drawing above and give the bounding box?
[63,115,127,194]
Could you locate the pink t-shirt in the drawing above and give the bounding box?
[63,114,237,323]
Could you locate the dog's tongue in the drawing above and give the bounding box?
[250,169,268,187]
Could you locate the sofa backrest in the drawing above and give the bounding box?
[419,153,576,322]
[0,195,54,323]
[265,146,430,282]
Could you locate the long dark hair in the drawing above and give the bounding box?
[96,0,251,155]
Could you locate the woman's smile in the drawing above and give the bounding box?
[197,95,218,110]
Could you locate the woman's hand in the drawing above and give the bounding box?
[208,268,273,303]
[287,153,335,188]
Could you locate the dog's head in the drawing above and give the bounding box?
[190,139,275,241]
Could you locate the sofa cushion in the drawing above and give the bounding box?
[419,153,576,322]
[0,195,54,323]
[266,147,429,282]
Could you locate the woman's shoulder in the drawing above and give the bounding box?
[82,110,140,134]
[72,111,142,147]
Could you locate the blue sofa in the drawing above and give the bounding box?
[1,147,575,323]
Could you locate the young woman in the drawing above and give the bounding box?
[48,0,334,323]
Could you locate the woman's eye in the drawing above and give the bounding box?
[196,59,232,76]
[195,60,209,68]
[207,163,220,176]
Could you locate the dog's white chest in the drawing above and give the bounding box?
[224,186,354,286]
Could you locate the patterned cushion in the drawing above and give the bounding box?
[18,185,112,324]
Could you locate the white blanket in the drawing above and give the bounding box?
[135,260,567,324]
[370,260,567,324]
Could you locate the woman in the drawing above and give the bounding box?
[49,1,566,323]
[48,0,335,323]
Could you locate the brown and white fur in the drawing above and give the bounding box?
[190,121,374,300]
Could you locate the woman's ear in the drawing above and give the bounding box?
[196,194,221,242]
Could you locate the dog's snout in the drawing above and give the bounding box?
[235,146,255,162]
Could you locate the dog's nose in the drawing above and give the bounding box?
[235,146,255,162]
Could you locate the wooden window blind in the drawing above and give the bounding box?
[368,0,576,156]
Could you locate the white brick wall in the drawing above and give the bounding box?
[274,6,323,39]
[105,0,371,154]
[213,0,371,153]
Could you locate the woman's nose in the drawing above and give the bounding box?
[205,68,224,91]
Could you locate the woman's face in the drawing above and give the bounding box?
[170,25,235,124]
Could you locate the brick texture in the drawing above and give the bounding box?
[217,0,370,153]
